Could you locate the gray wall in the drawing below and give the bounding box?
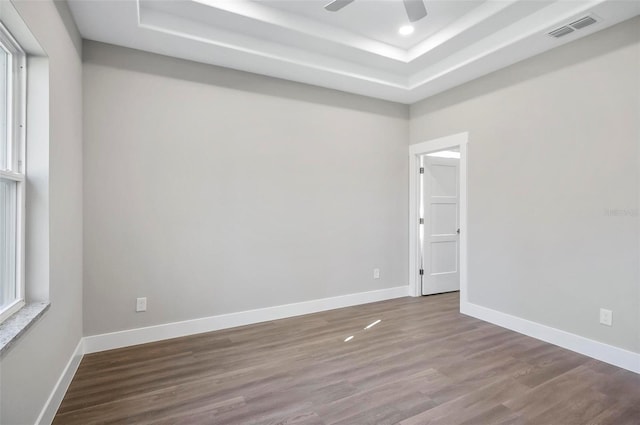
[411,17,640,353]
[0,0,83,424]
[82,41,409,336]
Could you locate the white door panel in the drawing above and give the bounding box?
[421,157,459,295]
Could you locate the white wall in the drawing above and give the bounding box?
[82,41,409,336]
[0,0,83,424]
[411,17,640,353]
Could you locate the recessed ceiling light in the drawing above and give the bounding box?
[399,25,414,36]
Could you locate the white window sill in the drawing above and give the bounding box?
[0,302,50,357]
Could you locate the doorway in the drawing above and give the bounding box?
[409,133,468,303]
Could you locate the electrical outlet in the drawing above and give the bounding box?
[136,297,147,312]
[599,308,612,326]
[373,268,380,279]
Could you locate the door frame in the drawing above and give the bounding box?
[409,132,469,303]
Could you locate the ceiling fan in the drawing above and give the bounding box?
[324,0,428,23]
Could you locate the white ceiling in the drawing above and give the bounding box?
[68,0,640,104]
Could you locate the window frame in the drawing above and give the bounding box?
[0,21,26,324]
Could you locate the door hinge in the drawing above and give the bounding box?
[419,269,424,276]
[419,218,424,224]
[419,167,424,174]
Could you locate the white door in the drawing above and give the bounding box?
[421,156,460,295]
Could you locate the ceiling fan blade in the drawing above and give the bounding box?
[403,0,427,22]
[324,0,355,12]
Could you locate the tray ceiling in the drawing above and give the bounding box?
[68,0,640,104]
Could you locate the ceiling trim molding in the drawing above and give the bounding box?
[406,0,518,61]
[191,0,409,62]
[138,5,408,88]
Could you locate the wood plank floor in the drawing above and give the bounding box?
[54,293,640,424]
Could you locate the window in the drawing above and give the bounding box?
[0,22,25,324]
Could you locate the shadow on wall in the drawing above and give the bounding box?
[82,40,409,120]
[412,16,640,117]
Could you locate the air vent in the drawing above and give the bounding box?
[548,26,574,38]
[570,16,597,30]
[548,15,598,39]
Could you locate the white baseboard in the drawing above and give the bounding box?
[84,286,410,354]
[35,339,85,425]
[460,301,640,374]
